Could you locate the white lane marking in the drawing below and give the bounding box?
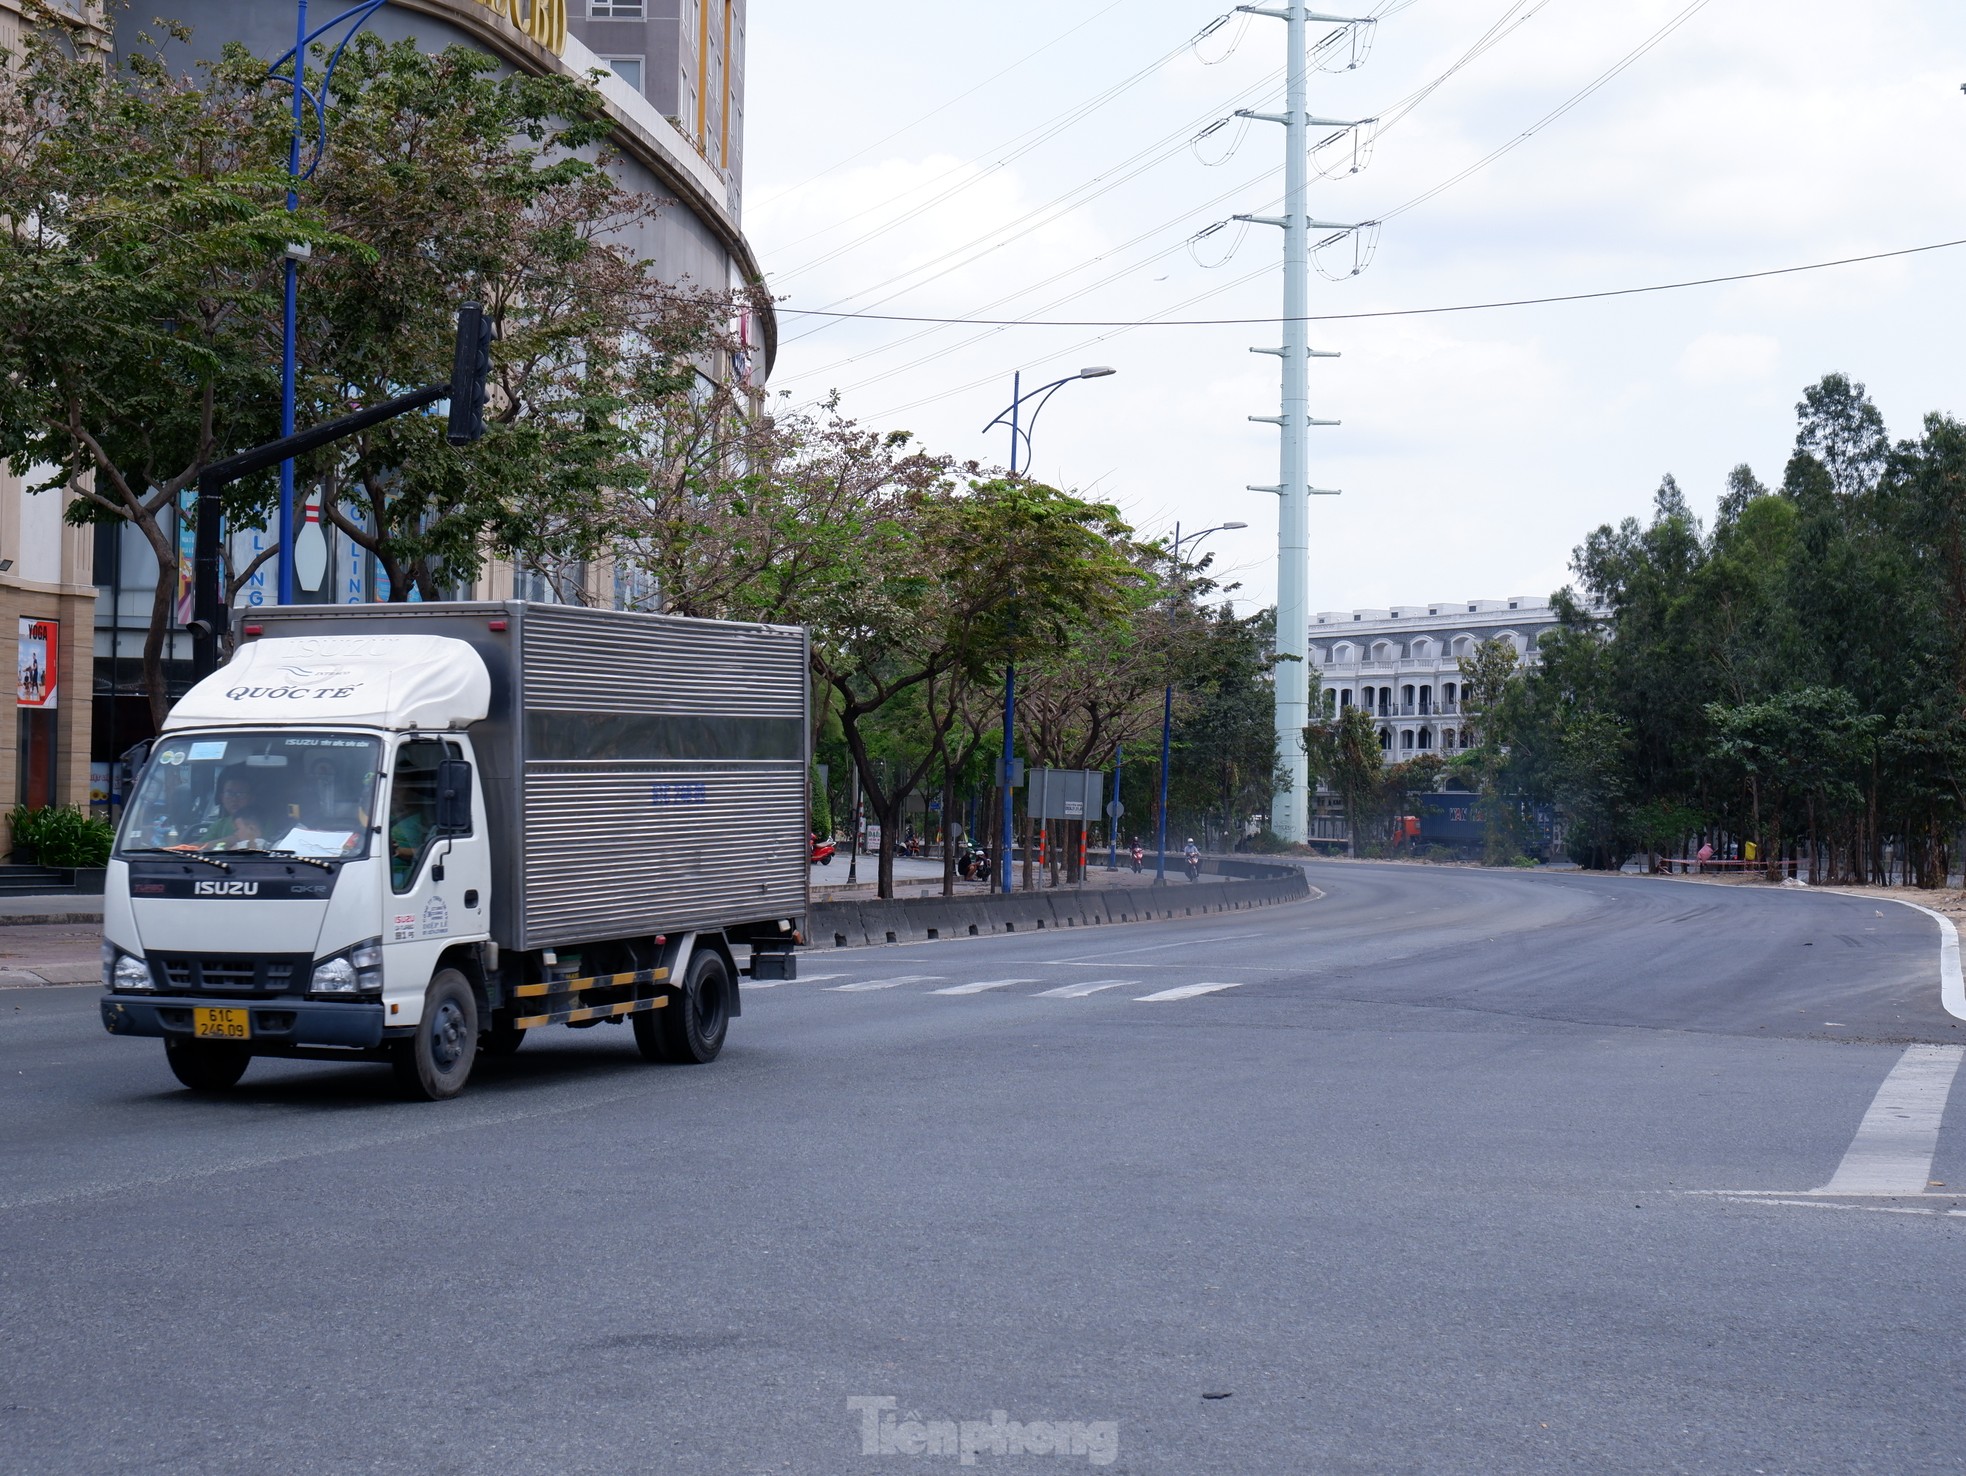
[931,979,1037,995]
[1135,982,1244,1002]
[746,972,848,990]
[828,976,945,992]
[1034,980,1136,998]
[1814,1045,1966,1196]
[1876,897,1966,1021]
[1043,961,1184,969]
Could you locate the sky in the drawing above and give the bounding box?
[742,0,1966,619]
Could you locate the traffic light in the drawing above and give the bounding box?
[446,300,494,445]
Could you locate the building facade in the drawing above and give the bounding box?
[85,0,773,799]
[1312,596,1569,761]
[570,0,745,215]
[1,0,105,819]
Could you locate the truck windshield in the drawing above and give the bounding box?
[117,732,382,859]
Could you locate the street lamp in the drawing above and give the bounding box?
[266,1,391,608]
[980,366,1118,893]
[982,367,1116,477]
[1155,520,1247,884]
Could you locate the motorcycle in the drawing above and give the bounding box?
[958,846,994,883]
[1129,844,1144,874]
[1182,852,1202,882]
[811,833,837,866]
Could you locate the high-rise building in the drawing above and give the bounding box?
[68,0,775,797]
[571,0,746,216]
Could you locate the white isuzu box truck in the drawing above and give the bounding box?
[98,602,808,1099]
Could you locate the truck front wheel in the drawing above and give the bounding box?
[394,969,479,1101]
[164,1038,250,1092]
[635,950,730,1065]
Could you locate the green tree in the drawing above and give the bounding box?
[0,15,346,724]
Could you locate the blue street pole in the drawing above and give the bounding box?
[1154,520,1246,883]
[278,0,308,607]
[1108,744,1120,870]
[1000,663,1016,894]
[1155,685,1173,884]
[980,364,1115,897]
[268,0,390,608]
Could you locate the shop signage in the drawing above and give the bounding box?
[17,618,57,710]
[468,0,566,56]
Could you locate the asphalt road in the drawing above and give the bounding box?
[4,862,1966,1474]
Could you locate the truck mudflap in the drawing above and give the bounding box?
[100,994,386,1050]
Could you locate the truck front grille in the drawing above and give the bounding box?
[153,953,309,998]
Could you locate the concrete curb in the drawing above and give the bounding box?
[808,857,1309,949]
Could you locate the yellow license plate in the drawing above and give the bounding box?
[192,1007,250,1040]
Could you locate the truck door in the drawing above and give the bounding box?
[383,738,490,1011]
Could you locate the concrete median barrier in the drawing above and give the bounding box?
[808,857,1308,949]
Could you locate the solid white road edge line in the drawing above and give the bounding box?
[1878,896,1966,1021]
[1814,1044,1966,1196]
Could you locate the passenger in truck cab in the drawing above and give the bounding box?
[388,759,439,889]
[196,772,264,851]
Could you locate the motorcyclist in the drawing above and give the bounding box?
[1129,840,1144,873]
[1182,837,1201,880]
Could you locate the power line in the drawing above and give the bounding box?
[817,0,1733,412]
[773,0,1563,380]
[752,0,1135,211]
[763,24,1212,278]
[771,236,1966,330]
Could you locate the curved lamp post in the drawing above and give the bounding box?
[266,0,391,607]
[979,366,1118,893]
[1155,520,1247,883]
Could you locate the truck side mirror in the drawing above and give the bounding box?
[436,760,474,833]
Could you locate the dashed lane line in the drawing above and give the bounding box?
[1034,980,1136,998]
[931,979,1039,995]
[828,976,945,992]
[1135,982,1244,1002]
[745,972,847,990]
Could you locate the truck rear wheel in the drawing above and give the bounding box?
[635,949,730,1065]
[393,969,479,1101]
[164,1038,250,1092]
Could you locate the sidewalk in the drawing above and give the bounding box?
[0,894,104,924]
[0,920,101,988]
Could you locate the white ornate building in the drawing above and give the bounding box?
[1311,596,1570,761]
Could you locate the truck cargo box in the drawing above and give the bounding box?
[246,601,809,950]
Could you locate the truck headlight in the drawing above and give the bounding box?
[107,947,155,993]
[310,958,358,994]
[310,938,383,998]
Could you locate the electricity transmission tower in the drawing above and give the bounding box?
[1231,4,1377,842]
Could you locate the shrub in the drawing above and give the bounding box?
[9,805,113,868]
[1239,828,1291,854]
